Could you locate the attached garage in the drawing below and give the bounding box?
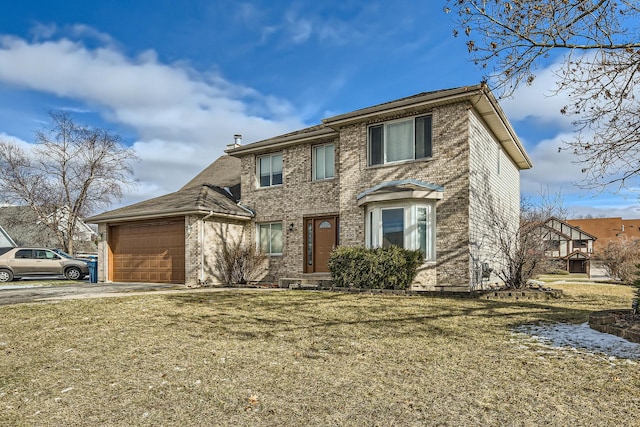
[109,219,185,283]
[86,154,254,286]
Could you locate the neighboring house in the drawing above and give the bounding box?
[0,206,97,253]
[567,217,640,254]
[0,224,16,247]
[88,85,533,290]
[538,217,597,275]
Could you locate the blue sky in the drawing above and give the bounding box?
[1,0,639,218]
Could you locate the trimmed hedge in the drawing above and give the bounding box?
[328,246,422,290]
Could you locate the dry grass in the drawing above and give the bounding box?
[0,284,638,426]
[3,278,87,287]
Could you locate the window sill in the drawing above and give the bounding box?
[256,184,283,190]
[312,177,335,183]
[366,156,434,170]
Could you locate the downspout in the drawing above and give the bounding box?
[200,211,215,283]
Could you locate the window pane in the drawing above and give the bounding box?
[271,155,283,185]
[386,120,413,162]
[417,207,428,259]
[314,146,325,180]
[271,223,283,253]
[259,225,270,253]
[259,156,271,187]
[382,208,404,248]
[325,144,334,178]
[369,125,383,165]
[307,222,313,265]
[415,116,432,159]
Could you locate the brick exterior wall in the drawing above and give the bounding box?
[231,95,525,291]
[239,137,340,282]
[335,103,472,290]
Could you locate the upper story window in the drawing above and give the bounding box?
[368,115,432,166]
[313,143,335,180]
[258,153,283,187]
[573,239,588,249]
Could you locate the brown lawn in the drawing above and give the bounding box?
[0,283,638,426]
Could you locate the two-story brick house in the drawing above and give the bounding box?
[88,84,532,291]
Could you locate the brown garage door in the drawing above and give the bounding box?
[109,219,185,283]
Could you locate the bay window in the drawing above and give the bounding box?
[366,202,435,261]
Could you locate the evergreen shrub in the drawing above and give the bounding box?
[328,246,422,290]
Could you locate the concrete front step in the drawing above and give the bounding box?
[280,277,333,289]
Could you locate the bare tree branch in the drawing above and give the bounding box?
[446,0,640,190]
[0,111,138,254]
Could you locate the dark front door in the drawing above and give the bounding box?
[569,259,587,274]
[305,216,338,273]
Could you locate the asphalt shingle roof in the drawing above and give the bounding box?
[86,156,249,223]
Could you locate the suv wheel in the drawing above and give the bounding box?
[65,267,82,280]
[0,269,14,282]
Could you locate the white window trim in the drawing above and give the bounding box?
[367,115,432,166]
[312,143,335,181]
[256,153,283,188]
[257,222,283,256]
[365,201,436,262]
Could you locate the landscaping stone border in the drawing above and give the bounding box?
[478,289,563,300]
[589,310,640,344]
[286,285,564,300]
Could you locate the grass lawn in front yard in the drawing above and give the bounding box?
[0,283,638,426]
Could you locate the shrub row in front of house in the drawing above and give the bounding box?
[328,246,422,290]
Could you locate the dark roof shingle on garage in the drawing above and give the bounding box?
[86,156,250,223]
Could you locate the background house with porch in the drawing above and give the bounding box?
[539,217,596,275]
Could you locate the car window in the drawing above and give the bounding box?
[35,250,58,260]
[0,247,13,256]
[15,249,33,259]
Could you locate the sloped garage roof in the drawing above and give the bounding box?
[86,156,251,223]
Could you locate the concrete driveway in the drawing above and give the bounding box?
[0,282,280,306]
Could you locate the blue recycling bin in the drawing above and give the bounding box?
[87,259,98,283]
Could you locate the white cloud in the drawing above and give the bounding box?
[499,57,574,130]
[0,31,307,209]
[285,12,313,44]
[520,132,586,195]
[0,133,33,153]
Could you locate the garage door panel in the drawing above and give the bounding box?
[109,219,185,284]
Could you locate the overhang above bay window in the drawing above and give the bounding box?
[356,179,444,207]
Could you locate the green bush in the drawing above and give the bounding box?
[328,246,422,290]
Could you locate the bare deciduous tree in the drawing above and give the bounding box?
[599,238,640,284]
[0,111,137,254]
[445,0,640,190]
[484,187,567,289]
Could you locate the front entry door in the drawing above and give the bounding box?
[305,216,338,273]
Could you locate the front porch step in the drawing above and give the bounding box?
[280,276,333,289]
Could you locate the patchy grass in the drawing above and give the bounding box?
[4,278,88,287]
[0,285,638,426]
